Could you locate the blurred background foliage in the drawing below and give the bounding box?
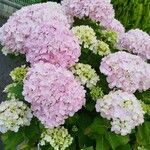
[112,0,150,33]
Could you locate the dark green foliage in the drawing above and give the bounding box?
[136,122,150,149]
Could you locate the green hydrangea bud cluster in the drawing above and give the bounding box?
[40,127,73,150]
[72,25,97,49]
[90,86,104,100]
[93,40,110,56]
[141,101,150,115]
[71,63,99,89]
[102,30,118,46]
[72,25,112,56]
[10,65,28,83]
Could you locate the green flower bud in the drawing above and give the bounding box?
[10,65,28,82]
[72,25,97,49]
[94,40,110,56]
[40,127,73,150]
[71,63,99,89]
[90,86,104,100]
[102,30,118,46]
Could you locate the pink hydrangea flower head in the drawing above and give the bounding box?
[118,29,150,60]
[0,2,70,54]
[100,51,150,93]
[62,0,115,24]
[23,62,86,128]
[101,19,125,37]
[25,22,81,68]
[96,90,144,135]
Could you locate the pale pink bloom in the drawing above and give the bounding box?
[100,51,150,93]
[23,62,86,128]
[96,90,144,135]
[0,2,70,54]
[118,29,150,60]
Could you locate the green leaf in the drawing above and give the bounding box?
[96,135,110,150]
[78,133,93,149]
[135,90,150,104]
[85,117,109,136]
[116,144,131,150]
[82,146,94,150]
[4,82,24,100]
[1,130,25,150]
[77,113,94,149]
[23,118,41,146]
[105,132,129,150]
[66,139,77,150]
[85,100,95,112]
[136,121,150,148]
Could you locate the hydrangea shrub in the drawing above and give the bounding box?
[0,1,150,150]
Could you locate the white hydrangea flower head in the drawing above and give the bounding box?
[40,126,73,150]
[71,63,100,89]
[72,25,97,49]
[0,100,33,133]
[95,90,145,136]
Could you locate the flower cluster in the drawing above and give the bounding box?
[25,22,80,68]
[0,101,33,133]
[118,29,150,60]
[71,63,99,89]
[23,62,86,128]
[90,86,104,100]
[62,0,125,37]
[71,25,97,49]
[93,40,110,56]
[0,2,70,55]
[40,126,73,150]
[62,0,115,26]
[102,19,125,37]
[72,25,111,56]
[10,65,28,82]
[100,51,150,93]
[101,30,118,46]
[141,101,150,116]
[95,90,144,135]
